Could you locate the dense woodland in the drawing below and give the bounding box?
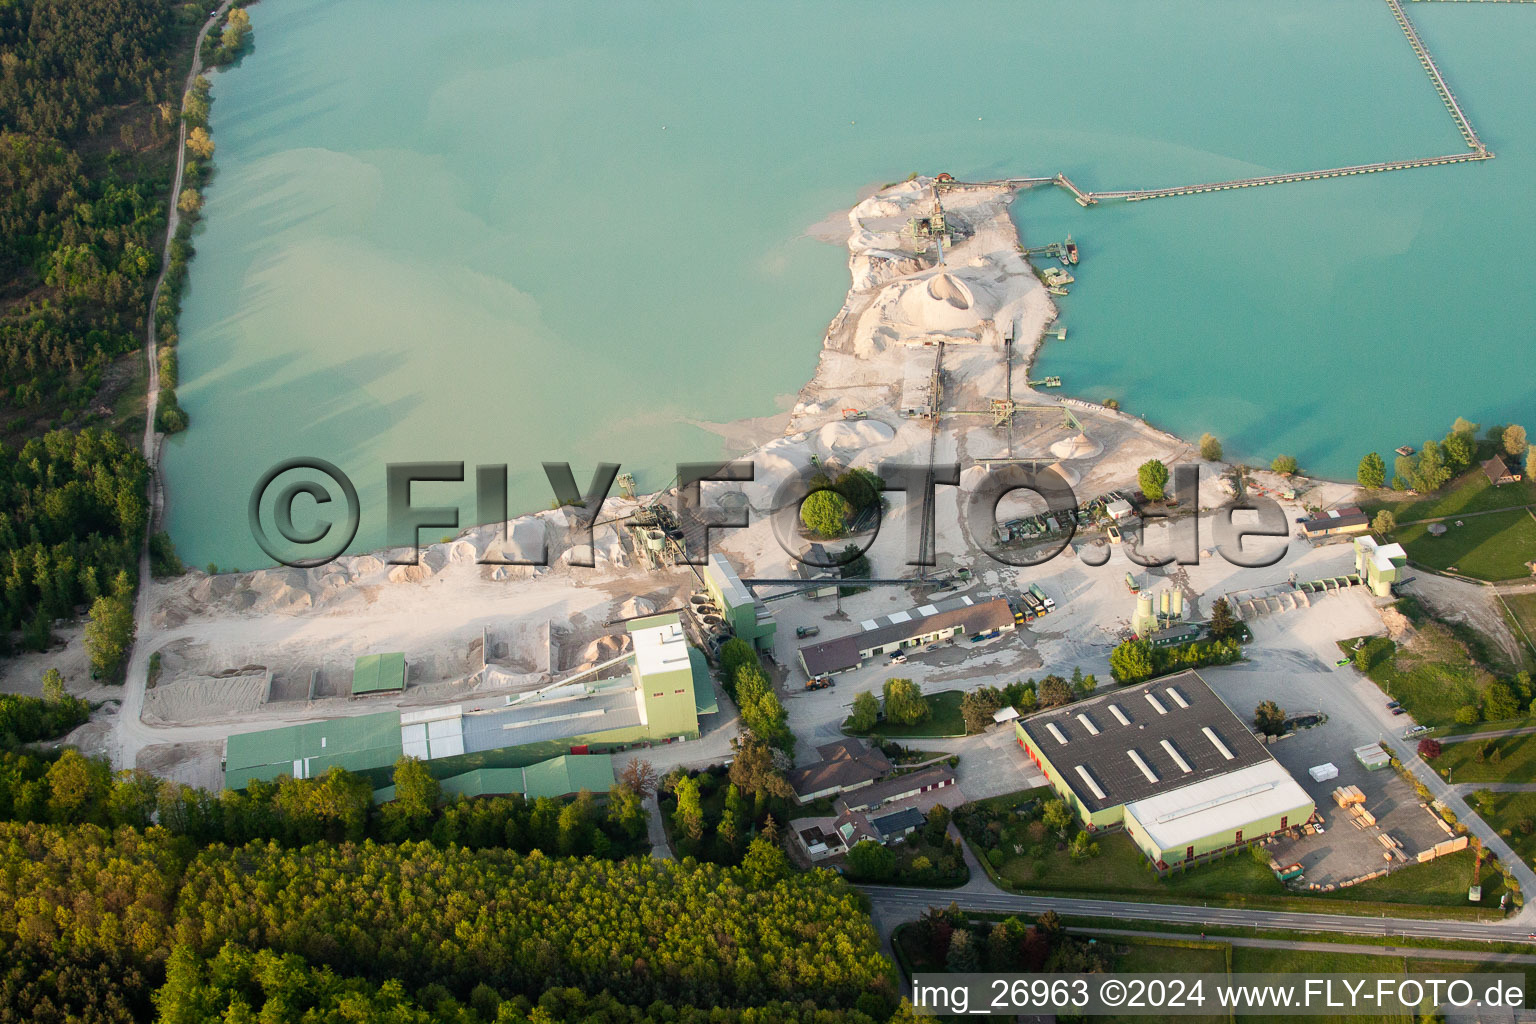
[0,737,898,1022]
[0,817,896,1023]
[0,428,146,660]
[0,0,217,429]
[0,0,227,665]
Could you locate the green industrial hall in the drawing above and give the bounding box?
[223,614,714,791]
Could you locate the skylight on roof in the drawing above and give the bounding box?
[1202,726,1234,760]
[1108,704,1130,726]
[1046,722,1068,745]
[1127,749,1158,784]
[1165,687,1189,709]
[1073,764,1107,801]
[1160,739,1193,773]
[1076,713,1099,736]
[1145,693,1168,715]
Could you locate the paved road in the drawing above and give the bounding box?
[644,793,673,860]
[862,886,1536,947]
[113,0,233,771]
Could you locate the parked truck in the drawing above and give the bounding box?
[1029,583,1055,611]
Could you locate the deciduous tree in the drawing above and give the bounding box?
[1503,424,1527,458]
[1138,459,1169,501]
[883,678,929,725]
[1253,700,1286,736]
[800,489,850,538]
[1357,452,1386,489]
[847,690,880,732]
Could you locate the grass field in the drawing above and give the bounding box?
[1100,940,1228,1024]
[1469,790,1536,864]
[894,920,1529,1023]
[1394,508,1536,582]
[1365,468,1536,523]
[1345,630,1497,728]
[1436,731,1536,783]
[845,689,967,738]
[982,829,1502,919]
[1501,592,1536,658]
[993,830,1282,902]
[1231,948,1413,1024]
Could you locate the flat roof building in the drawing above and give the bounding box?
[224,614,711,790]
[797,595,1014,677]
[1016,670,1313,871]
[351,652,406,696]
[1354,536,1409,597]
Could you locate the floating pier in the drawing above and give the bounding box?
[955,0,1514,207]
[1090,151,1490,202]
[1385,0,1483,151]
[1054,173,1097,207]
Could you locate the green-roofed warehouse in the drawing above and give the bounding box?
[224,614,716,790]
[352,652,406,696]
[224,710,403,790]
[522,754,617,799]
[371,755,616,803]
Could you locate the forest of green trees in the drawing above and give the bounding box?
[0,428,146,664]
[0,0,219,431]
[0,735,898,1023]
[0,0,227,676]
[0,817,895,1023]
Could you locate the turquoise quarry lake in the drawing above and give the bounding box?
[165,0,1536,567]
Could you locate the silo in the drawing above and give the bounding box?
[1132,592,1156,636]
[1159,591,1170,616]
[1171,590,1184,620]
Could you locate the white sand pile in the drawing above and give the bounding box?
[741,436,816,508]
[889,267,998,330]
[588,523,629,567]
[448,540,480,565]
[388,563,432,584]
[1051,432,1104,460]
[927,271,973,309]
[615,596,654,620]
[816,418,895,451]
[1047,463,1081,487]
[190,573,242,603]
[347,555,385,577]
[569,633,631,672]
[246,568,313,613]
[503,518,547,563]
